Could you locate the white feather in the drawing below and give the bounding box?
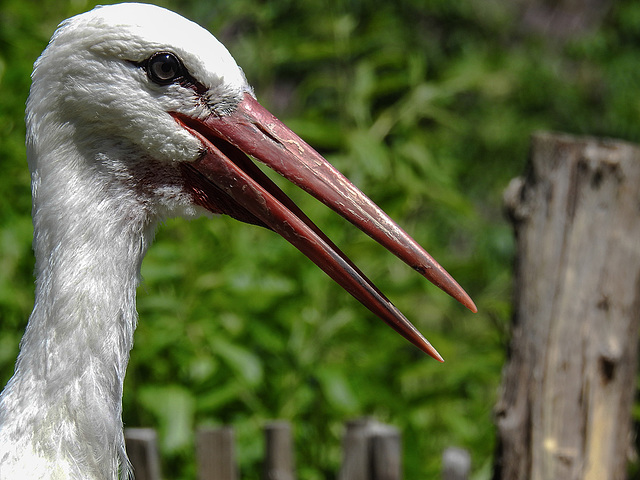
[0,4,252,479]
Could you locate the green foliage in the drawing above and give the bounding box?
[2,0,639,478]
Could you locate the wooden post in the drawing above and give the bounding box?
[125,428,162,480]
[494,132,640,480]
[371,425,402,480]
[262,421,296,480]
[338,418,371,480]
[338,418,402,480]
[196,426,238,480]
[442,447,470,480]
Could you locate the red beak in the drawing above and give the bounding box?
[173,93,476,362]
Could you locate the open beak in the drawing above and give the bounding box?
[172,92,476,362]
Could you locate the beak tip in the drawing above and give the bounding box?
[420,339,445,362]
[416,264,477,314]
[464,297,478,314]
[448,282,477,314]
[446,287,478,314]
[429,347,445,363]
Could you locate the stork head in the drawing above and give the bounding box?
[27,3,475,361]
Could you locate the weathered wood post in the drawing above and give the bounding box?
[442,447,471,480]
[338,418,402,480]
[196,426,238,480]
[125,428,162,480]
[494,132,640,480]
[262,421,296,480]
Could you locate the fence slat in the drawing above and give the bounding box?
[339,418,403,480]
[262,421,296,480]
[125,428,162,480]
[338,419,371,480]
[442,447,471,480]
[197,426,238,480]
[371,424,402,480]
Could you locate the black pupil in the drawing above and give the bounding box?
[148,53,181,84]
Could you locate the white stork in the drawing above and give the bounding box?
[0,3,476,479]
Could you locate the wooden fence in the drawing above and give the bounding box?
[124,418,470,480]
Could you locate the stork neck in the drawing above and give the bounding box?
[0,156,155,479]
[22,201,147,394]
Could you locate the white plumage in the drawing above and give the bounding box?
[0,4,475,479]
[1,5,227,478]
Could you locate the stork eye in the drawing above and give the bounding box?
[146,52,183,85]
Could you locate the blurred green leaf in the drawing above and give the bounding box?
[139,385,195,453]
[316,368,359,413]
[210,337,264,387]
